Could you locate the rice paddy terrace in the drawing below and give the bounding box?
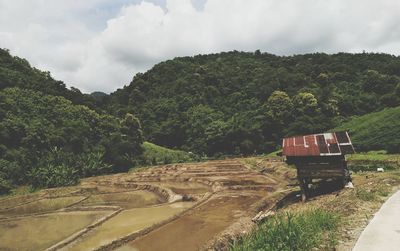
[0,158,294,251]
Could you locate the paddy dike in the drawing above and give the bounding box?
[0,158,294,251]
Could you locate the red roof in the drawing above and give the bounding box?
[282,131,355,157]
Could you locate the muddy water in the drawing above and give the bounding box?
[0,196,85,216]
[117,195,260,251]
[65,202,195,251]
[0,211,110,251]
[78,190,164,209]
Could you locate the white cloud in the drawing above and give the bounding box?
[0,0,400,93]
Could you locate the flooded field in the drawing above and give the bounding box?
[0,211,111,251]
[65,202,194,251]
[118,195,261,251]
[0,158,293,251]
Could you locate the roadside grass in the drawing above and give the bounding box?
[356,184,392,201]
[233,152,400,250]
[356,189,377,201]
[231,209,340,251]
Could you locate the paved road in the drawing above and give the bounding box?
[353,190,400,251]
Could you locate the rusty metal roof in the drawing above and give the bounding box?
[282,131,355,157]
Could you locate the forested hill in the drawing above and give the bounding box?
[0,48,98,109]
[0,48,144,194]
[105,51,400,155]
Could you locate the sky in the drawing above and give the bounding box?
[1,0,400,93]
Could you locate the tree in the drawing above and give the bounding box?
[185,105,223,153]
[205,120,230,154]
[292,92,319,115]
[266,90,293,123]
[104,113,144,172]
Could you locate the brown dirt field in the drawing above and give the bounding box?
[0,157,294,251]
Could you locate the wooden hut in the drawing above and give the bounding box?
[282,131,355,201]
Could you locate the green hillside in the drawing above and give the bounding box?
[2,48,400,194]
[0,48,98,109]
[105,51,400,155]
[335,106,400,153]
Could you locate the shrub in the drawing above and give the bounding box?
[77,151,112,177]
[27,148,111,189]
[29,164,78,188]
[0,176,12,195]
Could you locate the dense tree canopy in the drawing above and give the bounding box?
[104,51,400,155]
[0,87,143,193]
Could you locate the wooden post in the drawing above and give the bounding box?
[298,178,307,202]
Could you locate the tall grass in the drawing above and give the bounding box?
[141,142,198,166]
[231,209,340,251]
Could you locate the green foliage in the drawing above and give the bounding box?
[0,177,12,195]
[231,209,340,251]
[293,92,319,115]
[29,163,78,188]
[266,90,293,123]
[335,107,400,153]
[106,51,400,155]
[27,148,112,188]
[103,113,144,172]
[141,142,197,165]
[0,87,143,191]
[78,151,112,177]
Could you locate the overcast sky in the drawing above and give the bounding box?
[1,0,400,93]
